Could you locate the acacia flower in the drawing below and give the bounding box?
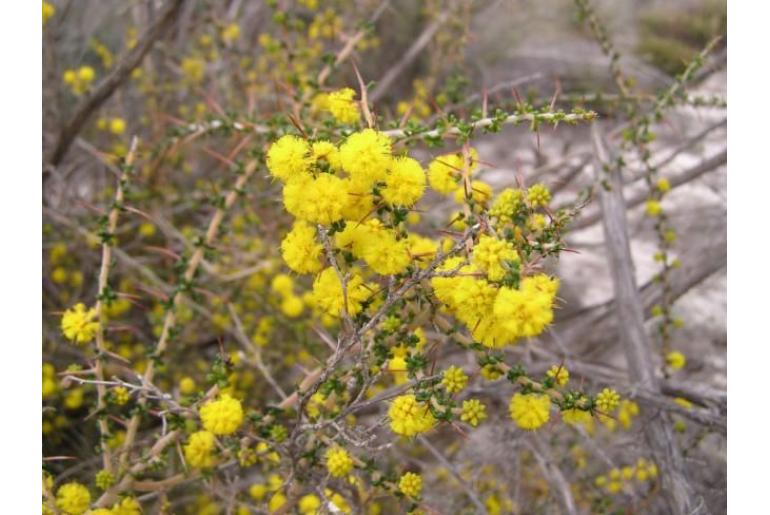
[388,394,436,437]
[398,472,423,498]
[441,366,468,394]
[199,394,244,435]
[527,183,551,207]
[184,430,217,468]
[55,482,91,515]
[546,365,569,386]
[460,399,487,427]
[325,446,353,477]
[595,388,620,412]
[61,303,99,344]
[509,393,551,430]
[666,350,686,370]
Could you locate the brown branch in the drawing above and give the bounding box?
[369,12,449,102]
[569,149,726,231]
[47,0,185,167]
[591,124,701,514]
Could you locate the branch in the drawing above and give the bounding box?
[47,0,185,167]
[591,123,702,515]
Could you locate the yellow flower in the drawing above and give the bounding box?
[221,23,240,44]
[268,492,287,513]
[326,88,360,124]
[325,446,354,477]
[61,303,99,344]
[509,393,550,430]
[388,394,436,437]
[398,472,423,498]
[283,173,347,225]
[56,482,91,515]
[657,178,671,193]
[666,350,686,370]
[441,366,468,394]
[490,188,523,219]
[595,388,620,412]
[472,235,519,281]
[454,180,493,204]
[382,156,425,206]
[112,386,130,405]
[460,399,487,427]
[43,1,55,26]
[645,199,662,217]
[109,117,126,135]
[280,221,323,274]
[339,129,392,185]
[280,295,304,318]
[111,496,141,515]
[249,483,268,501]
[199,394,244,435]
[184,430,217,468]
[299,494,322,514]
[179,376,196,395]
[267,135,311,182]
[546,365,569,386]
[181,56,206,84]
[527,183,551,207]
[561,407,592,427]
[310,267,371,318]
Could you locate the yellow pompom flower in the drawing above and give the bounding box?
[61,303,99,344]
[111,496,141,515]
[427,154,461,194]
[311,141,342,170]
[526,183,551,207]
[472,235,519,281]
[645,199,662,217]
[221,23,240,44]
[388,394,436,437]
[398,472,423,498]
[325,446,354,477]
[267,135,311,182]
[271,274,294,296]
[595,388,620,412]
[283,174,347,225]
[310,267,371,317]
[460,399,487,427]
[43,1,56,26]
[490,188,523,219]
[509,393,551,430]
[657,178,671,193]
[546,365,569,386]
[112,386,130,405]
[181,56,205,84]
[280,221,323,274]
[55,482,91,515]
[561,407,592,427]
[77,66,95,83]
[299,494,322,514]
[361,230,410,275]
[441,366,468,394]
[666,350,686,370]
[199,394,244,435]
[339,129,392,185]
[280,296,304,318]
[326,88,360,124]
[382,156,426,206]
[454,180,493,204]
[249,483,268,501]
[179,376,196,395]
[268,492,287,513]
[184,430,217,468]
[109,117,126,135]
